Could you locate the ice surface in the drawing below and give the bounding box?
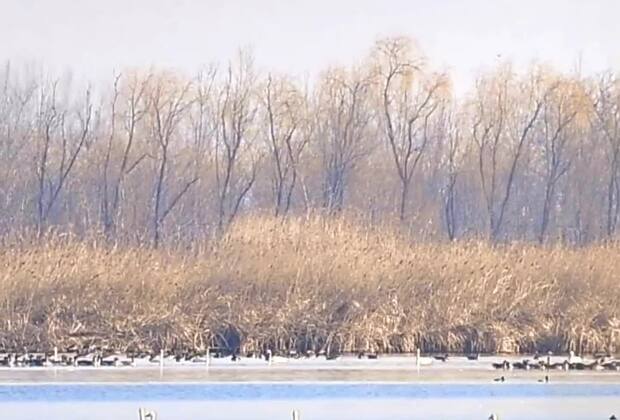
[0,355,617,419]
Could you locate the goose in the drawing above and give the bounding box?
[549,360,570,371]
[602,360,620,371]
[357,351,378,360]
[15,352,29,367]
[27,354,47,367]
[529,360,546,370]
[568,350,583,364]
[587,358,606,371]
[512,360,531,370]
[570,359,602,371]
[493,376,505,382]
[610,415,617,420]
[75,353,99,367]
[488,414,499,420]
[492,360,511,370]
[537,375,549,383]
[466,353,480,361]
[0,353,14,367]
[433,353,449,362]
[100,353,134,367]
[100,355,119,367]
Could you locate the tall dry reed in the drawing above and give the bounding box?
[0,216,618,355]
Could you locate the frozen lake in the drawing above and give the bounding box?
[0,356,617,419]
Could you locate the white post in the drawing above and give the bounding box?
[416,348,421,370]
[54,346,58,361]
[138,408,157,420]
[206,346,210,368]
[159,349,164,374]
[292,409,300,420]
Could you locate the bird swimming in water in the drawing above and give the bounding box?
[493,376,505,382]
[537,375,549,383]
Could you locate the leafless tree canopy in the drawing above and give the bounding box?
[1,39,619,245]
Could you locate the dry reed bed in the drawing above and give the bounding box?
[0,216,618,355]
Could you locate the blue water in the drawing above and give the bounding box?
[1,383,619,402]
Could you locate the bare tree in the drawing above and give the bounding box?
[148,74,195,247]
[592,74,620,237]
[471,67,545,241]
[441,107,465,240]
[0,63,37,232]
[536,77,581,243]
[316,67,374,213]
[214,52,259,230]
[34,80,93,236]
[100,72,152,239]
[263,74,310,216]
[375,37,448,221]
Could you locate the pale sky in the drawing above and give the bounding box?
[1,0,619,93]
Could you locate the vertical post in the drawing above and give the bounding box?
[416,348,421,370]
[292,409,300,420]
[54,346,58,361]
[206,346,210,368]
[138,408,157,420]
[159,349,164,376]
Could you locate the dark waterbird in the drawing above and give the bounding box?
[493,376,505,382]
[492,360,511,370]
[433,353,449,362]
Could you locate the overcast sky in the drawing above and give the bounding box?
[1,0,619,93]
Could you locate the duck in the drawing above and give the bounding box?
[493,376,505,383]
[609,415,617,420]
[488,414,499,420]
[537,375,549,383]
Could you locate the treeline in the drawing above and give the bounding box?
[1,37,619,245]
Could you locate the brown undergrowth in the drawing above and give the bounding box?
[0,216,618,355]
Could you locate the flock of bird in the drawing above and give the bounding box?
[487,350,620,372]
[0,348,324,368]
[0,347,619,371]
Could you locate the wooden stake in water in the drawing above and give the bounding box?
[292,409,300,420]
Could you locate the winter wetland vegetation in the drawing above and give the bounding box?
[0,25,620,420]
